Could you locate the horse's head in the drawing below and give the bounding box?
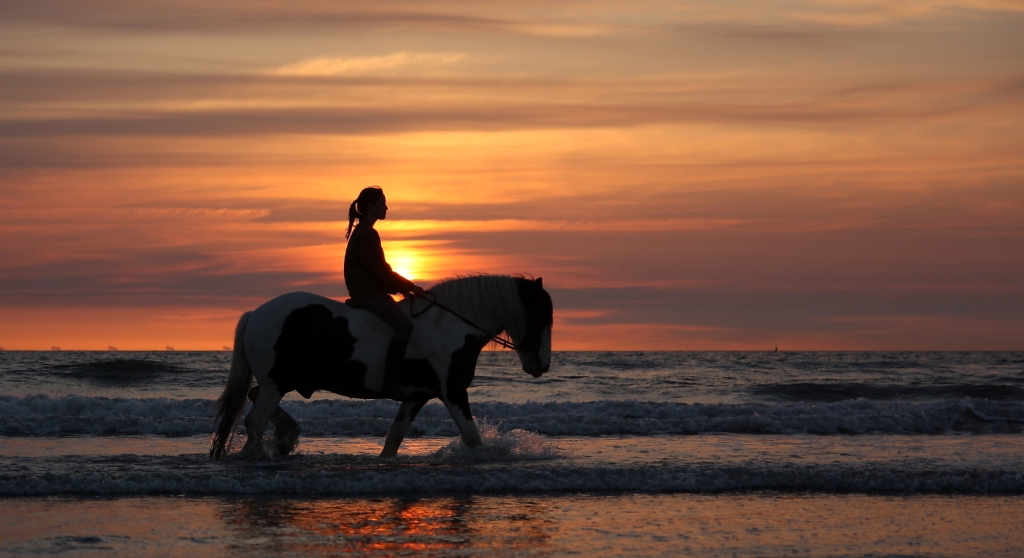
[514,277,553,378]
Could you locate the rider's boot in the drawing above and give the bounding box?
[382,335,408,395]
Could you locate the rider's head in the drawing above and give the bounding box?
[346,186,385,239]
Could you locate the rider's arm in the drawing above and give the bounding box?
[358,229,416,295]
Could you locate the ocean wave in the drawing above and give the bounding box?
[750,381,1024,402]
[2,453,1021,496]
[2,395,1023,437]
[47,358,218,388]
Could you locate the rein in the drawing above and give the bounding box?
[409,292,516,350]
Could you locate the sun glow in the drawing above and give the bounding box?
[381,240,438,282]
[389,252,419,282]
[2,0,1022,350]
[379,237,538,289]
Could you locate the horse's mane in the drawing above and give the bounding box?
[428,274,527,342]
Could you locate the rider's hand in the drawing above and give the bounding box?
[408,285,425,297]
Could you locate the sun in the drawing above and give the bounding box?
[381,239,447,283]
[388,251,419,282]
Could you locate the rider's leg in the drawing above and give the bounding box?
[358,295,413,393]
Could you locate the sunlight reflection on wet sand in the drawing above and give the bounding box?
[2,494,1022,556]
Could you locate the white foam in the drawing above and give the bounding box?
[430,421,562,463]
[1,395,1022,437]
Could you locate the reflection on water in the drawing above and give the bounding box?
[219,496,553,556]
[3,494,1024,556]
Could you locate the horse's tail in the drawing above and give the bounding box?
[210,311,254,459]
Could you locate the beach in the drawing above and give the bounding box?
[1,351,1022,556]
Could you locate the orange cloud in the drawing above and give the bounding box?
[1,0,1022,349]
[267,52,467,77]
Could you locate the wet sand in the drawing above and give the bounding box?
[3,493,1023,556]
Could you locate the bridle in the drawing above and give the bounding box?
[409,292,517,350]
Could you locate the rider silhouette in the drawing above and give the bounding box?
[344,186,424,391]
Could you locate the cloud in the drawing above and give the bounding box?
[504,21,621,37]
[0,0,632,37]
[0,1,509,33]
[3,97,1015,139]
[4,0,1019,36]
[266,52,467,77]
[2,186,1022,349]
[3,61,1021,144]
[381,219,745,234]
[790,0,1024,27]
[2,0,1023,350]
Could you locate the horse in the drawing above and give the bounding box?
[210,274,553,460]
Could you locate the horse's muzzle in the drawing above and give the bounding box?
[526,362,548,378]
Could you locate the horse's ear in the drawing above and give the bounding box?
[536,277,543,288]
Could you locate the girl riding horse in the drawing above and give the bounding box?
[344,186,424,392]
[208,187,553,460]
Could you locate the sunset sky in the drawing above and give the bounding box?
[1,0,1022,350]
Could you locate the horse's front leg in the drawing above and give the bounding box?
[380,399,429,458]
[440,389,482,448]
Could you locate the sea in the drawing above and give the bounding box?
[1,350,1022,556]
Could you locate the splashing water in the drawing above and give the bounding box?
[431,421,562,463]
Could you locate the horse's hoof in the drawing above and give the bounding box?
[276,433,300,456]
[234,441,272,461]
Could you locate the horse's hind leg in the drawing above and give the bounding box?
[381,399,429,458]
[248,384,299,456]
[270,407,300,456]
[239,382,282,459]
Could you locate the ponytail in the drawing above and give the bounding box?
[345,185,384,240]
[345,200,361,240]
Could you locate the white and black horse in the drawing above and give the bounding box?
[210,275,552,459]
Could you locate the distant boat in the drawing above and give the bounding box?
[108,346,118,351]
[166,346,175,351]
[51,346,61,351]
[774,345,779,352]
[223,346,231,351]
